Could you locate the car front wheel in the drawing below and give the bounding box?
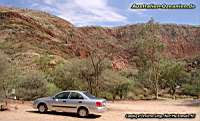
[38,104,48,113]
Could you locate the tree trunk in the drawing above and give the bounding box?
[2,80,8,102]
[120,93,123,99]
[155,80,159,100]
[88,80,93,95]
[154,64,160,100]
[171,87,176,100]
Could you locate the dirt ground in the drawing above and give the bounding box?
[0,100,199,121]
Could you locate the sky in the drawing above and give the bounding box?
[0,0,199,26]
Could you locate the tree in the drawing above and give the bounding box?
[53,48,110,97]
[0,51,23,103]
[147,17,156,24]
[134,23,165,99]
[101,69,130,100]
[87,49,109,96]
[52,58,85,90]
[52,56,131,99]
[160,60,189,98]
[15,71,48,100]
[0,52,12,102]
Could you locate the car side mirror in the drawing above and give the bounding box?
[52,96,55,99]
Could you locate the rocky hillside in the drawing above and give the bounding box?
[0,6,200,70]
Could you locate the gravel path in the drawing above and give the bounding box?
[0,100,199,121]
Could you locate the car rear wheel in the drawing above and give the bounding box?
[77,108,88,117]
[38,104,47,113]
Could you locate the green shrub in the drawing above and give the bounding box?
[99,92,113,100]
[16,72,48,100]
[46,83,61,96]
[182,84,200,97]
[181,69,200,98]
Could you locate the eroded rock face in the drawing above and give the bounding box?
[0,6,200,71]
[0,11,56,37]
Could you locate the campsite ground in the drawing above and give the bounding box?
[0,100,199,121]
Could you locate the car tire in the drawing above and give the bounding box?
[77,107,88,117]
[38,103,48,113]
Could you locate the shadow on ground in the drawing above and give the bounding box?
[177,100,200,107]
[27,110,101,119]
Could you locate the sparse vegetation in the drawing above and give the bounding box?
[15,71,48,100]
[0,51,11,101]
[182,69,200,98]
[0,7,200,101]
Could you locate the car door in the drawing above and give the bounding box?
[67,92,85,112]
[51,92,70,112]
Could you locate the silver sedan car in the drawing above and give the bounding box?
[33,90,107,117]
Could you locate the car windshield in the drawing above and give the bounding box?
[83,92,96,99]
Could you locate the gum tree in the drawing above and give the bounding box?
[134,23,165,99]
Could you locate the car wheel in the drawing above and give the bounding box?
[78,108,88,117]
[38,104,47,113]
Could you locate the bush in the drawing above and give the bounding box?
[181,69,200,98]
[52,61,86,90]
[46,83,61,96]
[16,72,48,100]
[101,69,131,99]
[182,83,200,97]
[99,92,113,100]
[182,84,200,97]
[0,51,11,100]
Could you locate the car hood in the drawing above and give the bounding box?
[36,96,52,101]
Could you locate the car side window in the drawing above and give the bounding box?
[69,92,84,99]
[55,92,70,99]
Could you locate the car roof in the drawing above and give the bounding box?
[62,90,87,93]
